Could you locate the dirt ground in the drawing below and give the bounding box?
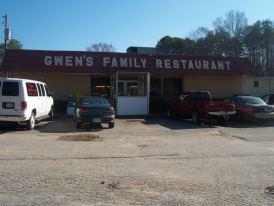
[0,117,274,205]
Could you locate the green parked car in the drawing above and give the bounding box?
[75,96,115,129]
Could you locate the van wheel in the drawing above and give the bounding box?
[108,122,114,128]
[191,110,200,124]
[48,107,54,121]
[27,113,35,130]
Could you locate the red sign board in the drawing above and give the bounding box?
[1,49,251,75]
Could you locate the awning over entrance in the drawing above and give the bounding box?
[1,49,251,75]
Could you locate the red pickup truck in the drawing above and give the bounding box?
[166,91,236,124]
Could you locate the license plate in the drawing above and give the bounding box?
[3,102,15,109]
[93,118,101,123]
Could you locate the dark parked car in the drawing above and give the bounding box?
[261,93,274,105]
[233,95,274,120]
[75,96,115,129]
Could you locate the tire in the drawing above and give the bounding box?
[235,111,245,122]
[27,113,35,130]
[76,122,82,129]
[48,107,54,121]
[108,122,114,128]
[191,110,200,124]
[217,117,226,125]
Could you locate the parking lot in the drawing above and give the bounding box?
[0,117,274,205]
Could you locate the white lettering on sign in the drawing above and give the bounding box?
[156,59,163,68]
[43,55,233,71]
[173,60,179,69]
[225,61,231,70]
[180,60,187,69]
[102,57,147,69]
[54,56,63,66]
[75,56,83,66]
[120,58,127,67]
[195,60,201,69]
[65,56,73,66]
[188,60,194,69]
[140,59,147,68]
[103,57,110,67]
[155,59,232,71]
[44,56,52,66]
[44,55,93,67]
[86,57,93,66]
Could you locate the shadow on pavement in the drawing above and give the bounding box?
[0,117,106,134]
[222,119,274,129]
[36,117,105,133]
[143,117,216,130]
[1,116,273,134]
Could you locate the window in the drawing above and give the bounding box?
[91,76,110,97]
[163,78,182,96]
[36,83,42,96]
[39,84,45,96]
[262,95,269,104]
[44,85,50,96]
[80,97,110,107]
[191,92,210,101]
[26,83,38,96]
[254,80,259,88]
[269,95,274,104]
[117,73,147,96]
[2,82,19,96]
[150,78,162,96]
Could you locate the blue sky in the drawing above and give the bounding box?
[1,0,274,52]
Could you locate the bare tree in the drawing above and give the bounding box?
[224,10,248,38]
[190,27,210,40]
[86,43,115,52]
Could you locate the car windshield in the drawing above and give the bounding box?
[235,96,267,105]
[80,96,110,106]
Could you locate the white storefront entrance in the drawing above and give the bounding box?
[111,72,150,115]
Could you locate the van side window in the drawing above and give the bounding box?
[39,84,45,96]
[2,82,19,96]
[36,83,42,96]
[44,85,50,96]
[26,83,38,96]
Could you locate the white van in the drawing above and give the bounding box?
[0,78,54,130]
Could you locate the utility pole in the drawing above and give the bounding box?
[2,14,9,52]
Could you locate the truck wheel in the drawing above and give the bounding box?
[27,113,35,130]
[76,122,82,129]
[191,110,200,124]
[217,117,226,125]
[108,122,114,128]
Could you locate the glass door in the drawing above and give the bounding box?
[116,72,150,115]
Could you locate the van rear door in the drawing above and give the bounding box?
[0,81,22,116]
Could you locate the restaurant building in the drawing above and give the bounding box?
[1,49,252,115]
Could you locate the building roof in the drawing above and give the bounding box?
[1,49,252,75]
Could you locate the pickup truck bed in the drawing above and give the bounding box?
[166,91,236,124]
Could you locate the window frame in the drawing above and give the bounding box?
[2,81,20,96]
[26,82,39,97]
